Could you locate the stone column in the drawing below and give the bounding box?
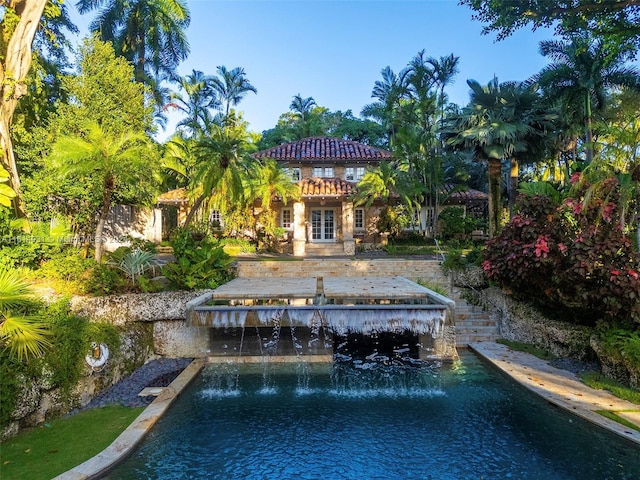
[342,200,355,255]
[293,201,306,256]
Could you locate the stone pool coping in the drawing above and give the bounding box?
[470,342,640,446]
[52,359,206,480]
[54,344,640,479]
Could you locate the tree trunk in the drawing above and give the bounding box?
[183,194,205,227]
[509,157,519,219]
[487,157,503,238]
[0,0,48,214]
[584,94,594,164]
[95,177,114,262]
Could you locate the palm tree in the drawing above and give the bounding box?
[533,33,640,164]
[361,66,410,146]
[209,66,257,120]
[0,270,50,361]
[290,94,317,137]
[77,0,190,84]
[248,158,300,241]
[447,78,533,237]
[427,53,460,125]
[184,116,256,225]
[169,70,219,136]
[50,122,155,262]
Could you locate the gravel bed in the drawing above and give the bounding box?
[81,357,193,410]
[549,357,601,375]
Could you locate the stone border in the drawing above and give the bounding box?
[52,359,205,480]
[470,342,640,446]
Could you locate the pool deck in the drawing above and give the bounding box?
[54,343,640,479]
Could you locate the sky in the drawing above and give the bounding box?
[68,0,558,138]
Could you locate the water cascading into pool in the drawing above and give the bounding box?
[186,276,456,362]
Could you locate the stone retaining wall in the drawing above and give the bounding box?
[236,258,446,285]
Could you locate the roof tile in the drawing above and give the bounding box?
[253,136,393,163]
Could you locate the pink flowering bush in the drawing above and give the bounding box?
[483,178,640,326]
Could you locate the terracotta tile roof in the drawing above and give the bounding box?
[299,177,356,197]
[253,137,393,163]
[157,188,188,204]
[444,184,488,203]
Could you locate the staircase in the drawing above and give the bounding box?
[449,287,500,347]
[304,242,347,257]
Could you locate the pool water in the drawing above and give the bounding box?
[106,352,640,479]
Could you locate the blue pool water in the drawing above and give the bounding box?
[106,352,640,479]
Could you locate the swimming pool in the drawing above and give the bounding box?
[105,352,640,479]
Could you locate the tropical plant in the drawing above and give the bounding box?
[0,269,50,360]
[108,248,161,285]
[169,70,219,136]
[483,179,640,326]
[248,158,300,245]
[49,121,156,262]
[446,78,544,236]
[209,66,257,120]
[361,66,410,145]
[0,165,16,208]
[533,33,640,164]
[77,0,191,84]
[162,230,234,290]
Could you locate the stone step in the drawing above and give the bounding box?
[304,243,346,256]
[456,319,496,327]
[455,334,501,346]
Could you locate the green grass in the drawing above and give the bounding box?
[496,339,556,360]
[579,371,640,405]
[0,405,143,480]
[595,410,640,432]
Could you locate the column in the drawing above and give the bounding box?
[293,201,306,256]
[342,200,355,256]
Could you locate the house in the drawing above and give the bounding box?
[157,136,488,255]
[252,137,394,256]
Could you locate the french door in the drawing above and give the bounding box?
[310,209,335,241]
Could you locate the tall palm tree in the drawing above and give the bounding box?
[183,116,256,225]
[50,121,155,261]
[169,70,219,136]
[361,66,410,146]
[533,33,640,164]
[77,0,190,86]
[447,78,533,237]
[427,53,460,125]
[248,158,300,240]
[209,66,257,120]
[290,94,317,137]
[0,270,50,361]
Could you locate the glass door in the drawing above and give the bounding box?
[311,209,335,241]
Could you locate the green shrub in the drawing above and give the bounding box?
[162,229,234,290]
[438,207,477,240]
[83,264,125,295]
[36,249,96,281]
[483,178,640,326]
[598,327,640,368]
[441,249,466,272]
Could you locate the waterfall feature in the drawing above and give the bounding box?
[186,276,456,361]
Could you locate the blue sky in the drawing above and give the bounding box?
[69,0,557,136]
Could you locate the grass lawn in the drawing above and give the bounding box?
[579,371,640,405]
[0,405,143,480]
[496,338,556,360]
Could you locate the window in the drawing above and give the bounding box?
[281,208,292,229]
[285,167,301,181]
[345,166,366,182]
[354,208,365,230]
[209,209,223,227]
[313,166,334,177]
